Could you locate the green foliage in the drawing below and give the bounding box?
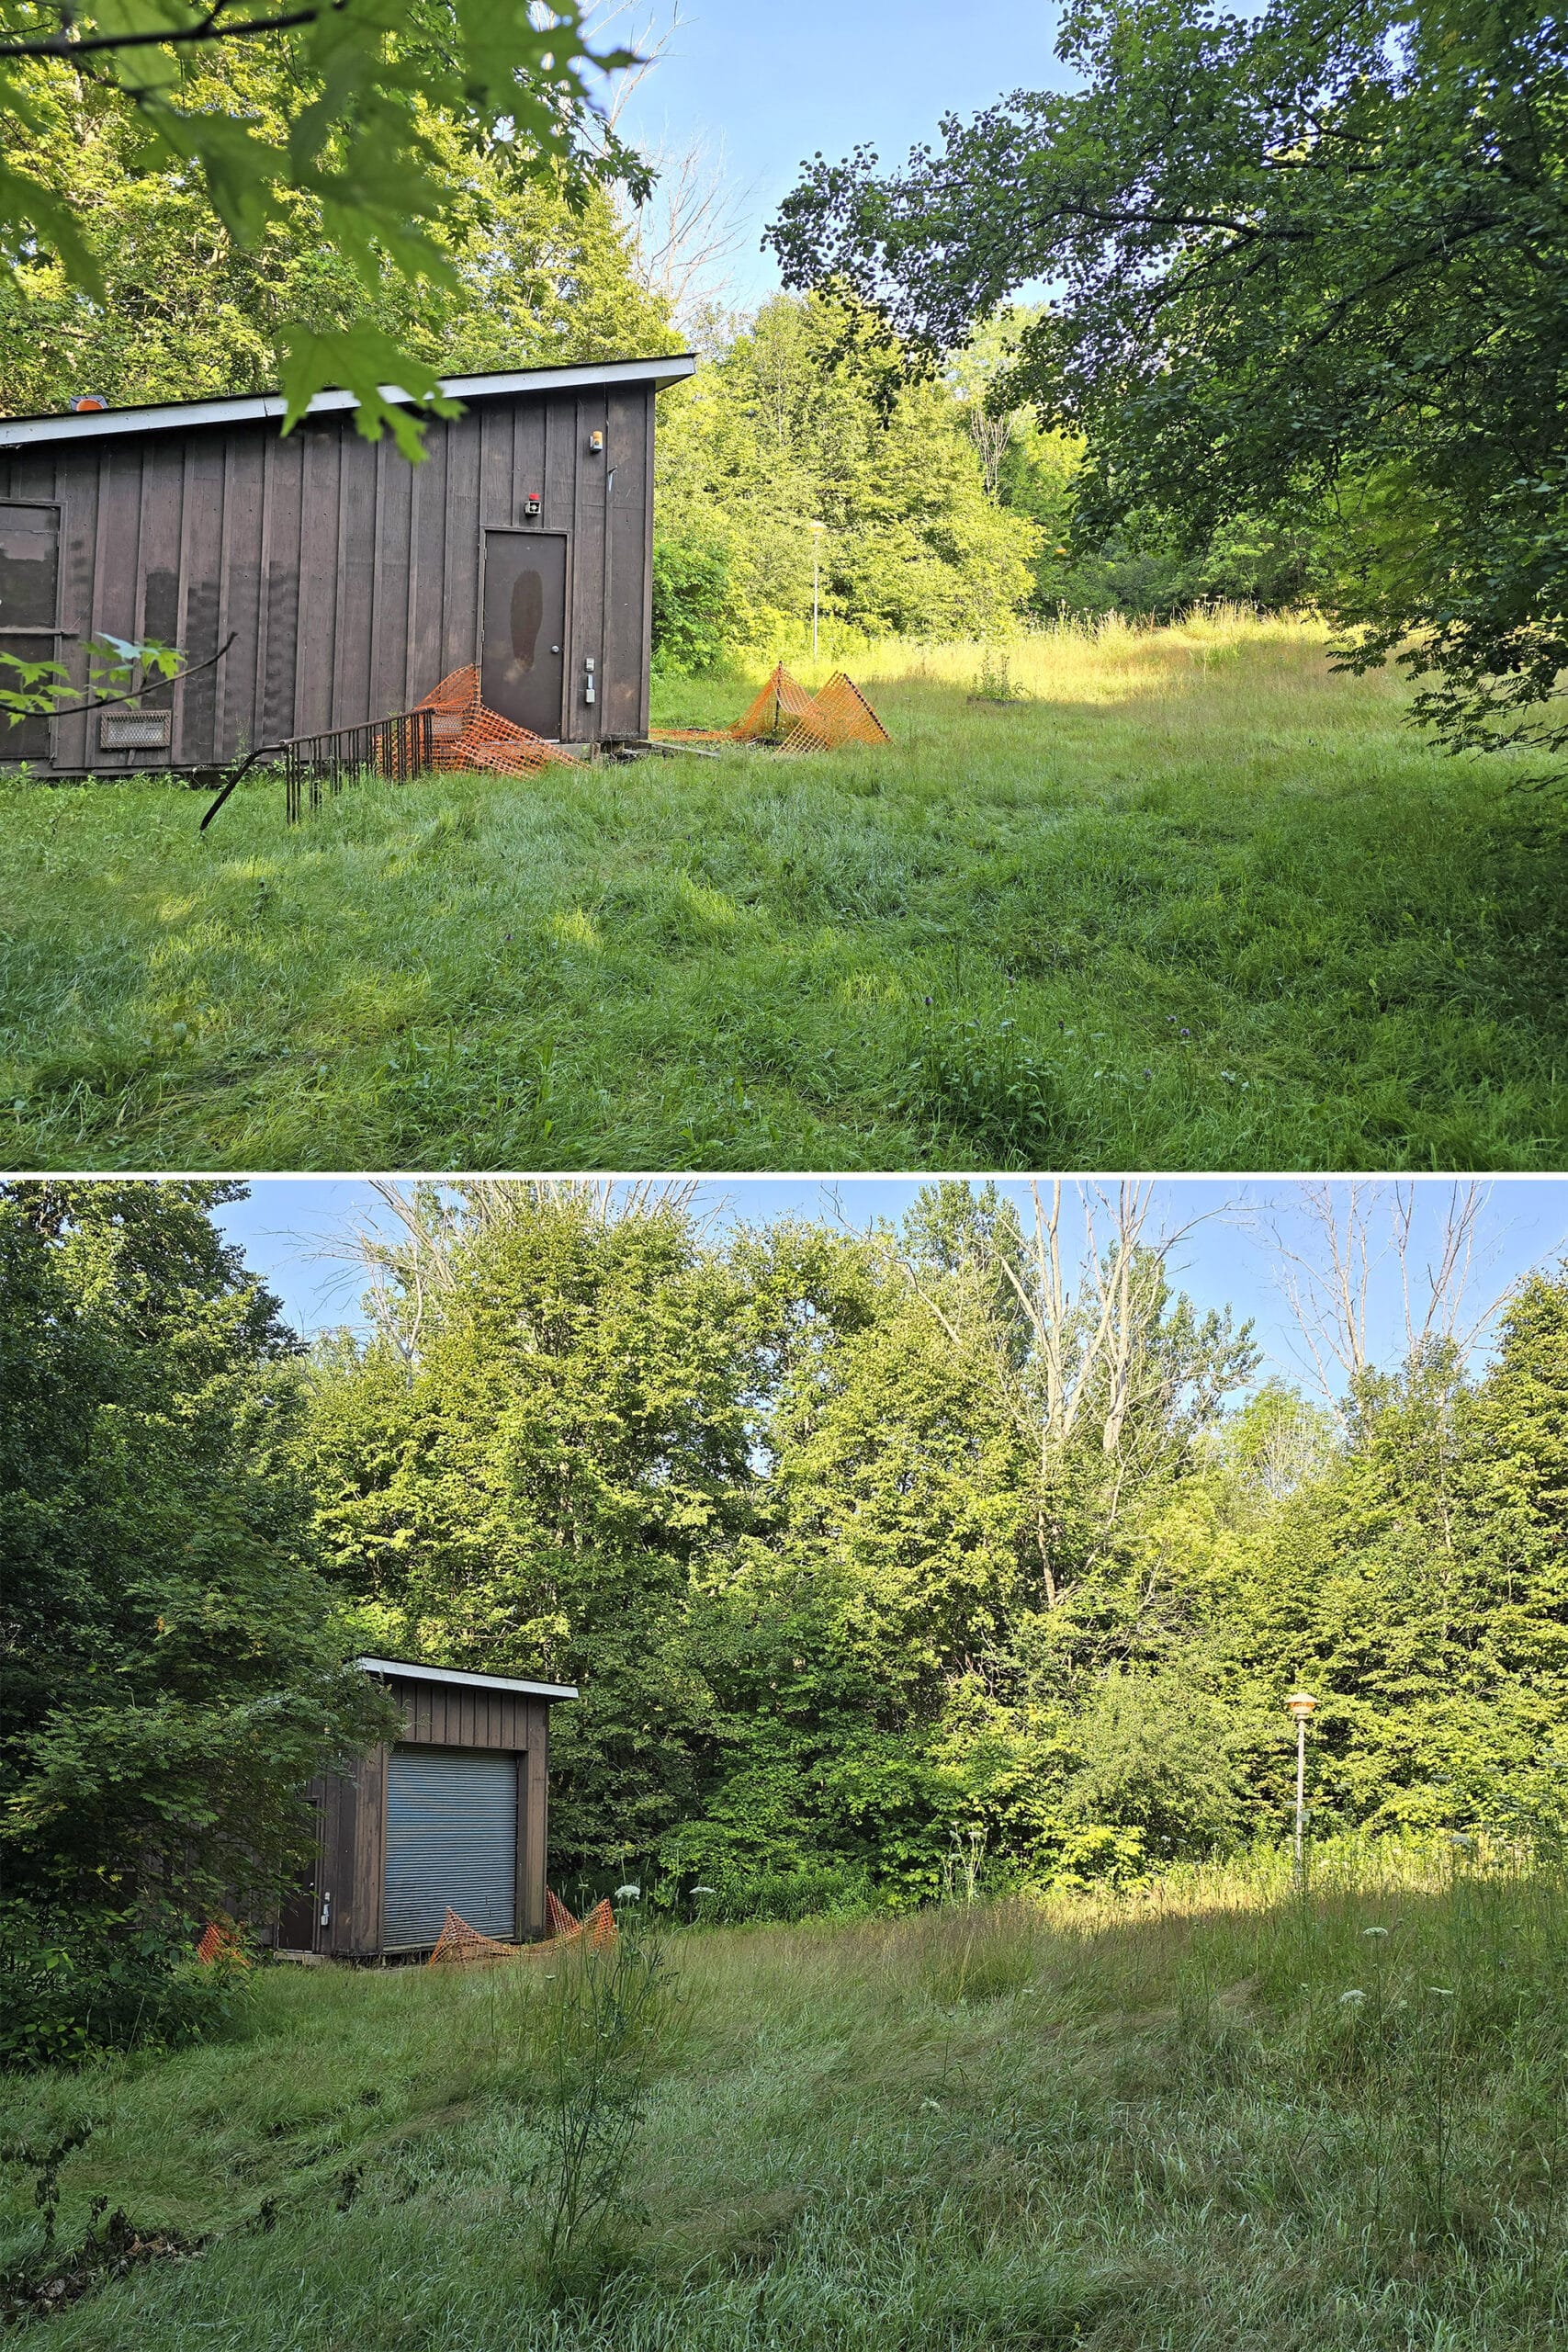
[0,36,673,421]
[0,1179,391,2052]
[0,1899,240,2072]
[773,0,1568,748]
[0,634,185,726]
[650,537,736,677]
[678,1861,873,1925]
[0,1,649,450]
[294,1177,1568,1915]
[653,294,1040,659]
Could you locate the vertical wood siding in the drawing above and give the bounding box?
[285,1679,564,1956]
[0,386,656,773]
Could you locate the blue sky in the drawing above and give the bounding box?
[604,0,1071,309]
[213,1176,1568,1400]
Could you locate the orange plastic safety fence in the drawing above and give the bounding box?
[413,665,582,779]
[652,662,886,752]
[778,670,891,753]
[195,1919,249,1967]
[426,1894,618,1968]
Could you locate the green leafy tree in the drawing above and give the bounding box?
[0,1180,387,1939]
[654,293,1040,659]
[1222,1302,1568,1837]
[299,1185,773,1873]
[0,40,673,418]
[0,0,648,449]
[771,0,1568,747]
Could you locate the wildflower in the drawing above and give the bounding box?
[1338,1988,1366,2006]
[1143,1068,1152,1080]
[923,994,932,1007]
[1361,1926,1390,1939]
[1179,1027,1191,1038]
[1427,1985,1456,1997]
[689,1885,717,1896]
[615,1883,642,1902]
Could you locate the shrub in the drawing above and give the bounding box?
[687,1862,874,1925]
[650,537,735,675]
[0,1901,242,2072]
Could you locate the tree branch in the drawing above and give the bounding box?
[0,6,324,62]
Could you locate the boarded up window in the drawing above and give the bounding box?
[0,503,59,762]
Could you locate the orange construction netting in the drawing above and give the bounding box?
[414,665,583,778]
[426,1892,618,1968]
[196,1918,250,1967]
[653,663,888,755]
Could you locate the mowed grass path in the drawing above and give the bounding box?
[8,1866,1568,2349]
[2,613,1563,1171]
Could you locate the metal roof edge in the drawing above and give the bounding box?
[0,353,698,450]
[355,1655,579,1702]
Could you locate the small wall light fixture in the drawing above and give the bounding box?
[525,492,541,516]
[588,429,604,454]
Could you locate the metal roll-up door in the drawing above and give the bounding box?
[384,1746,518,1948]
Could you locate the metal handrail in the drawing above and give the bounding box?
[199,706,438,830]
[283,707,436,821]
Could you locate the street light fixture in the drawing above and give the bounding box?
[1286,1690,1316,1891]
[807,519,827,661]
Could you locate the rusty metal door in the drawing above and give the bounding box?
[0,503,60,763]
[481,531,567,740]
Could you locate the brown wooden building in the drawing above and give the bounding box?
[278,1657,578,1960]
[0,351,694,775]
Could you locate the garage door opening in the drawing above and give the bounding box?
[384,1745,518,1949]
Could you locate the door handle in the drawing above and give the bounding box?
[550,644,561,654]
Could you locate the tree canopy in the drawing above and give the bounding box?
[651,294,1041,665]
[769,0,1568,749]
[295,1181,1568,1909]
[0,0,648,453]
[0,1180,389,1926]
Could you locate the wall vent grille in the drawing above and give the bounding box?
[100,709,171,750]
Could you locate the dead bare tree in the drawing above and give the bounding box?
[1265,1181,1512,1415]
[591,0,753,328]
[623,135,751,322]
[903,1181,1233,1608]
[958,401,1015,501]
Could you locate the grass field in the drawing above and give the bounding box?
[6,1853,1568,2348]
[2,612,1564,1172]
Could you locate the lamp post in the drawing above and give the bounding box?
[807,519,826,661]
[1286,1690,1316,1892]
